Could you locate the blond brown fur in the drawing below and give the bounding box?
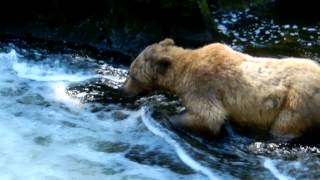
[122,38,320,138]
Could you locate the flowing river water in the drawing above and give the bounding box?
[0,9,320,180]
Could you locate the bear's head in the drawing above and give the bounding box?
[121,38,175,97]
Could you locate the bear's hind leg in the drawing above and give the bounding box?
[270,110,308,139]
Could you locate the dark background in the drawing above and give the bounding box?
[0,0,319,57]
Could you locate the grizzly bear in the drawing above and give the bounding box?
[121,38,320,139]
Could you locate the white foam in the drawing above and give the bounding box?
[140,107,222,180]
[283,25,290,29]
[218,25,228,35]
[307,28,317,32]
[99,64,127,83]
[0,50,19,73]
[0,50,97,82]
[12,61,96,82]
[102,74,126,83]
[50,82,83,106]
[263,158,294,180]
[255,28,261,35]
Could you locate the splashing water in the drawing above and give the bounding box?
[0,48,211,180]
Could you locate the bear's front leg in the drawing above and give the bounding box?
[169,111,225,137]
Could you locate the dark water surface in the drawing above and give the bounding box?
[0,9,319,180]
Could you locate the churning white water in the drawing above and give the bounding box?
[0,49,210,180]
[262,158,294,180]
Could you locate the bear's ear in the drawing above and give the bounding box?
[153,56,171,75]
[159,38,175,46]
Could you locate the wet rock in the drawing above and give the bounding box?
[67,78,134,104]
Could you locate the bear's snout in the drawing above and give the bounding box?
[120,77,152,98]
[119,78,136,98]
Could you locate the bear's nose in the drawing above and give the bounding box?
[118,81,135,98]
[118,84,129,97]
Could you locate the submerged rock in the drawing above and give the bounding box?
[125,145,194,175]
[111,111,129,121]
[94,141,130,153]
[33,136,52,146]
[0,83,29,97]
[16,94,50,106]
